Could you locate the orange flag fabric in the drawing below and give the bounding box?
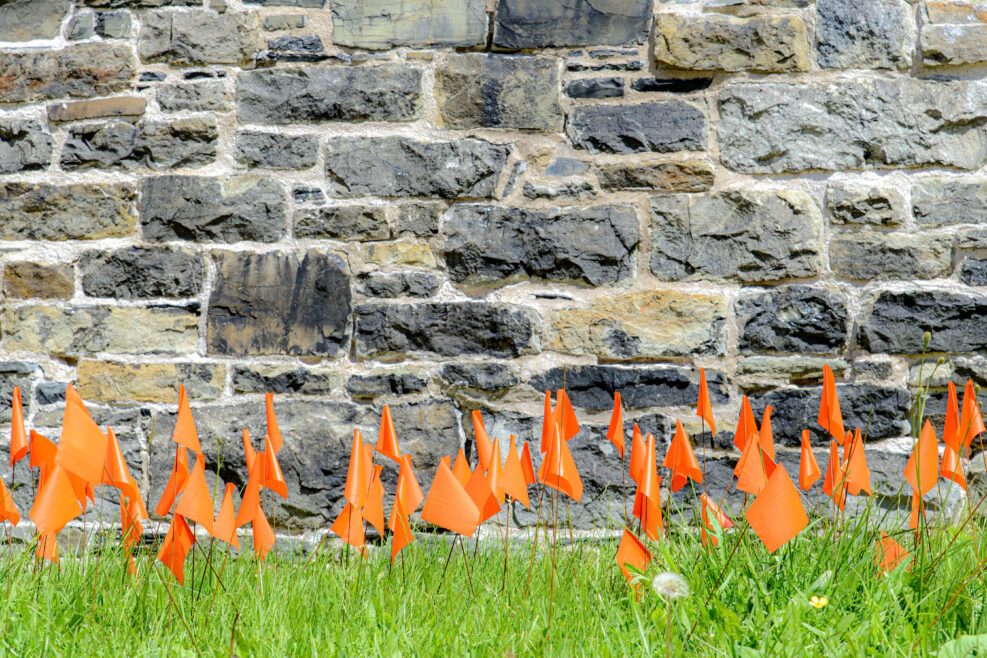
[252,506,275,561]
[943,382,961,452]
[904,420,939,497]
[375,404,401,463]
[242,429,256,472]
[498,436,530,509]
[31,464,82,535]
[629,422,646,485]
[662,420,703,492]
[0,479,20,526]
[959,380,985,454]
[343,429,371,508]
[421,462,480,537]
[120,495,144,549]
[37,533,59,564]
[486,437,505,505]
[606,392,625,458]
[465,463,502,523]
[234,456,263,528]
[842,429,871,496]
[540,391,553,454]
[700,493,733,548]
[212,483,239,550]
[389,498,414,563]
[519,442,536,486]
[798,430,822,491]
[696,368,716,435]
[395,454,424,513]
[733,395,758,451]
[9,386,28,467]
[158,514,195,584]
[262,433,287,499]
[472,410,494,472]
[538,423,583,502]
[55,384,108,485]
[818,365,846,445]
[330,502,364,548]
[941,444,966,490]
[155,446,190,517]
[734,432,775,496]
[266,393,283,454]
[451,447,471,486]
[758,406,776,461]
[174,453,214,534]
[102,427,138,500]
[364,465,386,536]
[746,466,808,553]
[29,430,56,470]
[875,531,911,574]
[638,433,664,541]
[615,528,651,587]
[171,385,201,455]
[554,389,580,441]
[821,440,847,510]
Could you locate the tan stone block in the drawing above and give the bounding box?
[47,97,146,123]
[596,159,714,192]
[3,262,73,299]
[77,360,225,402]
[363,240,437,268]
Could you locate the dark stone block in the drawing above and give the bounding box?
[736,286,848,354]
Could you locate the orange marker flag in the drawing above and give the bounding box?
[472,410,494,472]
[212,483,239,550]
[155,445,190,517]
[158,514,195,584]
[639,433,664,541]
[758,406,776,462]
[37,533,59,564]
[266,393,283,454]
[615,528,651,589]
[959,380,985,454]
[174,453,214,534]
[798,430,822,491]
[242,429,256,472]
[364,465,386,536]
[0,479,20,526]
[498,436,530,509]
[943,382,961,452]
[818,365,846,445]
[519,442,536,486]
[451,447,471,486]
[30,464,82,535]
[539,391,554,454]
[538,423,583,502]
[700,493,733,548]
[629,422,646,485]
[842,429,871,496]
[396,454,424,514]
[120,495,144,550]
[486,437,505,505]
[389,498,414,564]
[171,385,201,455]
[554,389,580,441]
[466,463,502,523]
[733,395,758,451]
[904,420,939,497]
[252,507,276,561]
[875,531,911,574]
[606,392,625,458]
[821,440,847,510]
[55,384,108,485]
[734,433,775,496]
[662,420,703,493]
[438,455,451,470]
[234,456,263,528]
[29,430,56,470]
[421,462,481,537]
[941,444,966,490]
[696,368,716,436]
[330,502,364,548]
[262,433,287,499]
[344,429,371,509]
[909,491,925,529]
[102,427,138,500]
[746,466,808,553]
[375,404,401,464]
[9,386,28,468]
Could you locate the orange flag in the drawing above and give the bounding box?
[606,392,625,458]
[615,528,651,588]
[733,395,758,451]
[696,368,716,436]
[155,446,190,517]
[9,386,28,467]
[700,493,733,547]
[818,365,846,445]
[174,453,214,534]
[904,420,939,497]
[395,454,424,513]
[364,465,386,536]
[375,404,401,463]
[554,389,580,441]
[662,420,703,493]
[252,507,275,560]
[421,462,480,537]
[343,429,371,508]
[798,430,822,491]
[262,433,287,499]
[875,531,911,574]
[472,410,494,472]
[30,464,82,535]
[519,442,536,486]
[629,422,646,485]
[37,533,59,564]
[734,432,775,496]
[451,447,471,486]
[29,430,56,470]
[389,498,414,563]
[539,391,553,454]
[943,382,961,452]
[842,429,871,496]
[465,463,501,523]
[158,514,195,584]
[55,384,108,485]
[330,502,364,548]
[171,385,201,455]
[759,406,776,461]
[498,436,530,509]
[538,423,583,502]
[941,444,966,490]
[266,393,283,454]
[102,427,138,500]
[486,437,505,505]
[746,466,807,553]
[638,433,664,541]
[120,495,144,551]
[909,491,925,530]
[242,429,256,472]
[959,380,985,454]
[234,456,263,528]
[438,455,451,471]
[212,483,239,550]
[0,479,20,526]
[821,440,847,510]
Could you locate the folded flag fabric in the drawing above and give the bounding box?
[266,393,283,455]
[213,483,240,550]
[343,429,371,509]
[158,514,195,584]
[941,444,966,490]
[700,493,733,548]
[375,404,401,464]
[421,462,480,537]
[330,502,365,549]
[842,429,871,497]
[959,380,985,455]
[472,410,494,472]
[798,430,822,491]
[55,384,108,486]
[262,433,288,499]
[733,395,758,451]
[696,368,716,436]
[31,464,82,536]
[606,392,625,458]
[9,386,28,468]
[155,446,190,518]
[818,365,846,445]
[616,528,651,592]
[171,385,201,455]
[662,419,702,493]
[904,420,939,497]
[498,436,530,509]
[746,466,807,553]
[0,478,20,526]
[875,531,911,574]
[174,453,214,534]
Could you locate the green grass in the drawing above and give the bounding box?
[2,504,987,658]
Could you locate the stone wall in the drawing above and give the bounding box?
[1,0,985,531]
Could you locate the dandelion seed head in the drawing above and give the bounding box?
[652,572,689,600]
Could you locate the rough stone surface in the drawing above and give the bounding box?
[549,291,727,360]
[0,0,71,41]
[829,232,954,280]
[263,14,307,30]
[47,97,146,123]
[294,205,389,241]
[718,79,987,173]
[332,0,486,50]
[156,82,230,112]
[76,361,225,402]
[566,77,624,99]
[139,10,258,66]
[736,286,849,354]
[2,262,74,300]
[207,250,351,356]
[61,119,217,171]
[596,159,713,192]
[443,204,640,288]
[235,131,318,170]
[0,120,52,174]
[232,364,342,394]
[912,177,987,225]
[492,0,651,48]
[0,183,136,241]
[568,101,707,154]
[827,182,902,226]
[858,290,987,354]
[356,271,441,298]
[649,190,823,282]
[441,363,521,392]
[0,43,134,104]
[816,0,915,69]
[737,356,849,382]
[960,257,987,286]
[922,24,987,66]
[80,247,205,299]
[655,13,810,72]
[435,54,562,131]
[237,65,422,125]
[140,176,287,243]
[325,136,510,198]
[362,240,436,268]
[354,303,540,359]
[395,202,444,236]
[347,371,429,398]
